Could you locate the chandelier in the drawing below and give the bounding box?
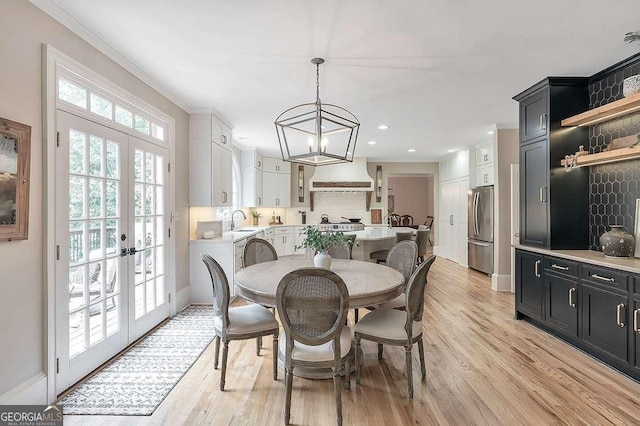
[275,58,360,166]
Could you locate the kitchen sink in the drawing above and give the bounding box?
[235,229,257,232]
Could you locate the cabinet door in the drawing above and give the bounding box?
[220,147,232,206]
[476,164,494,186]
[515,250,544,320]
[633,298,640,371]
[262,172,278,207]
[255,168,263,206]
[545,273,578,336]
[211,118,223,146]
[476,144,493,165]
[190,138,212,206]
[581,284,628,362]
[520,89,548,143]
[211,143,224,206]
[262,157,280,173]
[283,234,295,255]
[277,173,291,207]
[520,140,548,248]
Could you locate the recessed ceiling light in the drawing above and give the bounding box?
[408,149,416,153]
[487,131,494,135]
[447,149,458,153]
[368,141,377,145]
[378,124,389,130]
[238,136,249,140]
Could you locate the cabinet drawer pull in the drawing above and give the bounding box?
[591,273,614,282]
[568,288,576,308]
[635,308,640,333]
[450,215,453,225]
[616,303,625,327]
[551,264,569,271]
[534,259,540,278]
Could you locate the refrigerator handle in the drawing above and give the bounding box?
[474,192,480,236]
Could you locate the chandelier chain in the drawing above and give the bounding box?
[316,62,320,105]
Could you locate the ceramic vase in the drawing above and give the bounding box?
[600,225,635,258]
[252,217,259,226]
[314,251,332,269]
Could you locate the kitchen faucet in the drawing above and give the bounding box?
[383,215,392,228]
[231,210,247,231]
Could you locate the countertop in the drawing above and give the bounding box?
[190,226,269,243]
[513,244,640,274]
[345,227,415,241]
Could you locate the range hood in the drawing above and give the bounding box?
[308,157,374,192]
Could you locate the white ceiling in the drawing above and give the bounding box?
[38,0,640,161]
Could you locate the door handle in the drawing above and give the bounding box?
[551,264,569,271]
[258,196,262,205]
[539,186,547,203]
[568,288,576,308]
[634,308,640,333]
[469,240,490,247]
[450,214,453,225]
[120,248,129,257]
[616,303,625,327]
[534,259,540,278]
[541,113,547,131]
[128,247,137,256]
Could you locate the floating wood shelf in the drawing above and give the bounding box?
[561,92,640,127]
[561,144,640,168]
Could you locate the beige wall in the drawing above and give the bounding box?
[387,176,433,224]
[494,129,519,279]
[0,1,189,396]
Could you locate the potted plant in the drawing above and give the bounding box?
[295,226,352,269]
[250,210,262,226]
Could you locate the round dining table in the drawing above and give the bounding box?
[234,255,405,308]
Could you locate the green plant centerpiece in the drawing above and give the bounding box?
[250,210,262,226]
[295,225,352,269]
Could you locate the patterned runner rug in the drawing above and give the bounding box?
[58,306,215,415]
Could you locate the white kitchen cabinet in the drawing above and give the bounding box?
[438,177,468,265]
[293,226,306,254]
[263,228,274,246]
[263,171,291,207]
[272,227,295,256]
[476,163,495,186]
[439,150,469,182]
[190,242,234,302]
[263,157,291,174]
[241,150,264,207]
[190,112,233,207]
[476,143,494,165]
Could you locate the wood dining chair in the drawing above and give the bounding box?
[399,214,414,227]
[354,255,436,399]
[423,216,434,246]
[201,254,279,391]
[277,268,352,426]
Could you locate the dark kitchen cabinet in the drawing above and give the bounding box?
[520,88,548,143]
[581,284,629,362]
[633,298,640,371]
[545,272,578,336]
[520,140,548,248]
[513,78,590,249]
[515,250,544,321]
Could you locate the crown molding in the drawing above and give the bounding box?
[30,0,192,113]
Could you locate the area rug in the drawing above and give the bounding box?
[58,306,215,415]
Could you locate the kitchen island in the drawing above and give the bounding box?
[346,227,415,263]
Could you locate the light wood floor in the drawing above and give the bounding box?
[65,258,640,425]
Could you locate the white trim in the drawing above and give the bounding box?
[30,0,190,113]
[0,373,48,405]
[176,286,191,312]
[43,44,178,402]
[491,273,512,292]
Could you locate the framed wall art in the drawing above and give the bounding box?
[0,117,31,241]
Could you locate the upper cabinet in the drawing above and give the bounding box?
[262,156,291,207]
[474,143,494,187]
[189,113,233,207]
[263,157,291,174]
[439,150,469,182]
[241,149,264,208]
[513,78,590,249]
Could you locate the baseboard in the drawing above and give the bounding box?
[0,372,47,405]
[176,285,191,312]
[491,273,512,292]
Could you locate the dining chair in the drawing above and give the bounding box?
[201,254,279,391]
[243,237,279,353]
[277,268,352,426]
[370,230,414,264]
[373,240,418,311]
[354,255,436,399]
[243,237,278,267]
[399,214,414,227]
[424,216,434,246]
[326,234,356,260]
[415,229,430,264]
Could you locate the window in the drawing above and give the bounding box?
[58,76,166,142]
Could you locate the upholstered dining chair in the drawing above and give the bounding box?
[415,229,430,264]
[243,237,278,267]
[373,240,418,311]
[201,254,279,391]
[423,216,434,246]
[354,255,436,399]
[370,230,414,264]
[277,268,352,426]
[327,234,357,260]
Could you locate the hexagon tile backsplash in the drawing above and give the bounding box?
[588,59,640,250]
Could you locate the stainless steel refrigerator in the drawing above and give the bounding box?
[468,186,494,275]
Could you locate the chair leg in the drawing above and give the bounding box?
[214,336,220,369]
[354,308,359,324]
[355,337,361,385]
[377,343,384,360]
[406,345,413,399]
[220,340,229,391]
[418,339,426,380]
[256,337,262,356]
[273,333,278,381]
[284,367,293,425]
[333,364,343,426]
[344,354,350,391]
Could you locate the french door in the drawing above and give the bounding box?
[55,111,169,394]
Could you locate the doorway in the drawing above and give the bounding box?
[387,174,434,227]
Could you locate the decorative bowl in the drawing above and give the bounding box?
[623,75,640,97]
